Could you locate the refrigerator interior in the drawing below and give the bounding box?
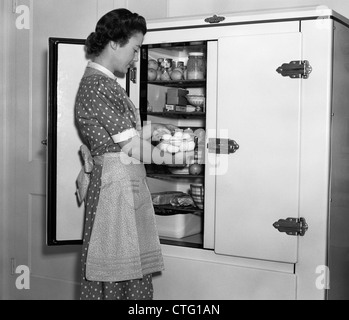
[140,41,208,249]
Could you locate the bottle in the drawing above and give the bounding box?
[160,68,171,81]
[187,52,205,80]
[160,58,172,81]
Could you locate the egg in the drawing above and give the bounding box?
[173,131,183,138]
[161,134,172,141]
[182,132,192,140]
[158,142,170,151]
[167,145,180,153]
[179,141,189,152]
[170,138,182,146]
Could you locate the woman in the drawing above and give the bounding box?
[75,9,190,300]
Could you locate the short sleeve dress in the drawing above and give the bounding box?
[75,63,164,300]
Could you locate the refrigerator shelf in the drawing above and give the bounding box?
[145,79,206,88]
[144,111,205,118]
[147,173,204,179]
[159,234,203,249]
[145,164,204,179]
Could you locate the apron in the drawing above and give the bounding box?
[78,150,164,282]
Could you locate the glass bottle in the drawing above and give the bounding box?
[160,58,172,81]
[187,52,205,80]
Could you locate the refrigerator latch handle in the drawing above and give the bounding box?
[273,217,308,236]
[276,60,312,79]
[208,138,239,154]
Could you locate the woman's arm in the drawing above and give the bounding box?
[115,134,192,165]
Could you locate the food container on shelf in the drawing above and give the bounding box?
[167,164,190,175]
[155,212,202,238]
[187,52,206,80]
[153,191,203,239]
[190,183,204,209]
[186,94,205,108]
[151,191,186,205]
[166,88,189,106]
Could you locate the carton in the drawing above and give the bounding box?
[166,88,189,106]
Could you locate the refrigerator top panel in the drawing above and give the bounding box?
[146,6,349,31]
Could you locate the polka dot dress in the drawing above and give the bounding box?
[76,67,154,300]
[75,70,138,157]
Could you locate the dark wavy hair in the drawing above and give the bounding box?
[85,9,147,56]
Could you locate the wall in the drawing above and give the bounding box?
[0,1,15,300]
[1,0,117,300]
[30,0,121,299]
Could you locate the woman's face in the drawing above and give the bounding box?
[112,32,144,74]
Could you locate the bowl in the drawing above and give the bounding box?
[186,95,205,107]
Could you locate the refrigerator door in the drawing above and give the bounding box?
[214,32,302,263]
[47,39,129,244]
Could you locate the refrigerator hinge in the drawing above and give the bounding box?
[276,60,312,79]
[273,217,308,236]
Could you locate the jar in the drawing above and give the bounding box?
[173,61,185,72]
[187,52,205,80]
